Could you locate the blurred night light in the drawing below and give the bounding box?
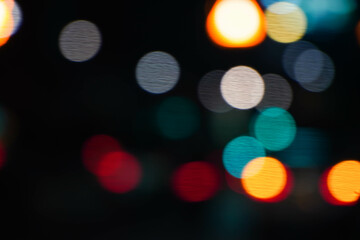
[206,0,266,48]
[299,0,357,36]
[276,127,329,168]
[59,20,102,62]
[0,0,15,46]
[97,151,142,194]
[198,70,232,113]
[297,51,335,92]
[265,1,307,44]
[81,134,122,175]
[172,161,220,202]
[0,142,5,169]
[156,96,200,140]
[220,66,264,110]
[253,107,296,151]
[241,157,292,202]
[320,160,360,206]
[256,73,293,111]
[136,51,180,94]
[294,49,325,84]
[223,136,265,178]
[11,1,21,36]
[260,0,301,8]
[283,41,317,81]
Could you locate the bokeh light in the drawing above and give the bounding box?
[59,20,102,62]
[265,1,307,43]
[260,0,301,8]
[298,51,335,92]
[156,97,200,140]
[198,70,232,113]
[283,41,317,81]
[206,0,266,48]
[81,134,122,175]
[241,157,292,202]
[220,66,264,110]
[136,51,180,94]
[11,1,21,36]
[253,107,296,151]
[299,0,357,37]
[172,161,220,202]
[0,0,14,46]
[223,136,265,178]
[320,160,360,205]
[276,128,329,168]
[256,73,293,111]
[97,151,142,194]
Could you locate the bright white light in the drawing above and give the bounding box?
[221,66,265,110]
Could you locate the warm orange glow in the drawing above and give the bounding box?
[0,0,14,46]
[206,0,266,48]
[324,160,360,205]
[241,157,292,202]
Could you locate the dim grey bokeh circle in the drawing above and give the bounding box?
[256,73,293,111]
[198,70,232,113]
[11,1,22,36]
[294,49,324,84]
[135,51,180,94]
[299,52,335,92]
[59,20,102,62]
[282,41,317,80]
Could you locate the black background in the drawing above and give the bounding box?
[0,0,359,239]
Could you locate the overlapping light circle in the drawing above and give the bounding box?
[256,73,293,111]
[220,66,265,110]
[253,107,296,151]
[206,0,266,48]
[265,2,307,43]
[223,136,265,178]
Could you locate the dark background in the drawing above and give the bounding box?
[0,0,359,239]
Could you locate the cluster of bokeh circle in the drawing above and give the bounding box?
[53,0,360,205]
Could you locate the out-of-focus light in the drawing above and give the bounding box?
[0,0,14,46]
[172,161,220,202]
[81,134,122,175]
[265,2,307,43]
[10,1,21,36]
[59,20,102,62]
[294,49,324,83]
[260,0,301,8]
[276,128,329,168]
[283,41,317,80]
[320,160,360,206]
[156,97,200,140]
[198,70,232,113]
[221,66,264,110]
[136,51,180,94]
[225,171,243,194]
[206,0,266,48]
[253,107,296,151]
[241,157,292,202]
[256,73,293,111]
[300,0,357,37]
[97,151,142,194]
[0,142,5,169]
[223,136,265,178]
[356,21,360,46]
[298,51,335,92]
